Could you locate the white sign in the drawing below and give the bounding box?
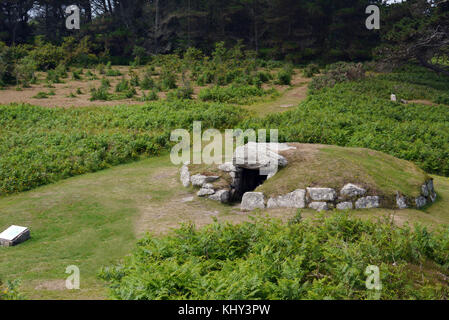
[0,225,28,241]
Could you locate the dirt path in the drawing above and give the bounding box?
[243,71,311,116]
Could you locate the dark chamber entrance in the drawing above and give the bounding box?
[231,168,268,202]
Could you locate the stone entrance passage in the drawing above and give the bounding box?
[231,168,268,202]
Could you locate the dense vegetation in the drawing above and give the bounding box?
[0,101,246,196]
[100,212,449,300]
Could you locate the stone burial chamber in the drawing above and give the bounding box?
[180,142,438,212]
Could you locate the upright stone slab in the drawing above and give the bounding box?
[396,192,408,209]
[308,202,329,212]
[307,188,337,201]
[209,190,230,203]
[180,163,190,187]
[421,184,430,197]
[415,196,427,208]
[0,225,30,247]
[241,192,265,211]
[355,196,380,209]
[336,202,353,210]
[267,189,306,209]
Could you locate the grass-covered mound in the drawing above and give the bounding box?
[99,213,449,300]
[0,101,247,196]
[257,143,429,203]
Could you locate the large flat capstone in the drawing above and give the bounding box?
[307,187,337,201]
[233,142,294,178]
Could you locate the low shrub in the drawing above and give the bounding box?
[434,94,449,105]
[167,86,193,100]
[46,70,62,84]
[276,69,292,85]
[140,72,156,90]
[140,90,159,101]
[310,62,365,91]
[160,69,177,90]
[199,85,274,104]
[302,63,320,77]
[115,77,130,92]
[33,91,49,99]
[90,86,110,101]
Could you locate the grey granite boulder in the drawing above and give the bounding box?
[355,196,380,209]
[191,174,207,187]
[308,202,329,212]
[307,187,337,201]
[396,193,408,209]
[180,163,190,187]
[197,188,215,197]
[209,190,230,203]
[218,162,236,172]
[427,180,437,202]
[421,184,429,197]
[241,192,265,211]
[427,179,434,193]
[415,196,427,208]
[267,189,306,209]
[340,184,367,198]
[430,192,437,203]
[336,202,353,210]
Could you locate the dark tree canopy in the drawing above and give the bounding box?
[0,0,386,63]
[378,0,449,75]
[0,0,447,68]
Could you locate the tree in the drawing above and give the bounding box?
[378,0,449,75]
